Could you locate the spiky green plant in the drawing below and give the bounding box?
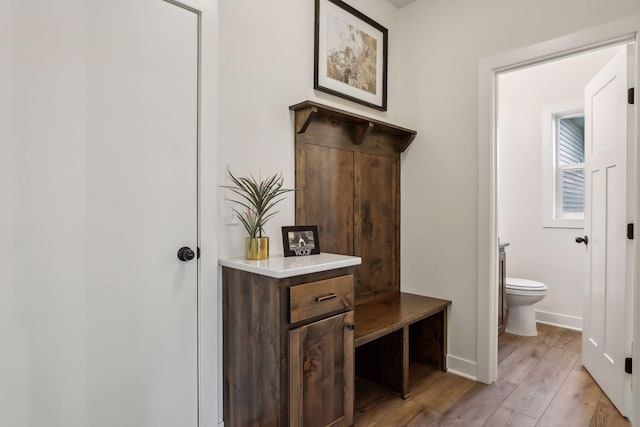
[222,167,294,239]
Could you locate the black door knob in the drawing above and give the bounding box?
[575,236,589,245]
[177,246,195,261]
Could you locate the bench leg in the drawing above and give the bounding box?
[401,325,410,399]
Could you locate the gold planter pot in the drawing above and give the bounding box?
[246,237,269,260]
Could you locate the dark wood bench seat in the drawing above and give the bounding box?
[354,292,451,399]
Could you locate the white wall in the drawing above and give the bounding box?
[498,47,621,330]
[217,0,401,259]
[395,0,640,378]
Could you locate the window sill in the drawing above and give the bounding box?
[543,217,584,229]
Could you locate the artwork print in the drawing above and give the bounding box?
[315,0,388,111]
[326,13,377,95]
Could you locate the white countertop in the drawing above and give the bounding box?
[219,253,362,278]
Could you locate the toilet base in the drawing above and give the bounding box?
[505,304,538,336]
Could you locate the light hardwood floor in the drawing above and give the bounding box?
[355,324,630,426]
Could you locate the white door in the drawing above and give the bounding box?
[1,1,199,426]
[582,47,632,417]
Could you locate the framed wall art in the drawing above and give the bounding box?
[282,225,321,257]
[314,0,388,111]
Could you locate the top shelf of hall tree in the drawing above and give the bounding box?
[289,100,417,153]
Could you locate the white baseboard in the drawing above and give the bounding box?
[446,354,477,381]
[535,310,582,331]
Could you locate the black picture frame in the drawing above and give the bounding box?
[314,0,388,111]
[282,225,321,257]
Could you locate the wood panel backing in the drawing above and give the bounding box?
[354,152,399,300]
[296,143,354,256]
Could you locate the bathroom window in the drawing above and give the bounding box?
[542,104,585,229]
[555,114,585,218]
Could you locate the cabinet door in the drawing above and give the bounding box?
[289,311,354,427]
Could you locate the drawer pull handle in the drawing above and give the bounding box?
[316,293,337,302]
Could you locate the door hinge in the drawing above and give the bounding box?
[625,357,632,374]
[628,223,634,240]
[628,88,635,105]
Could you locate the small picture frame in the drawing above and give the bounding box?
[282,225,321,257]
[314,0,388,111]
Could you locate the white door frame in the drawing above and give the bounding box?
[477,15,640,425]
[171,1,219,426]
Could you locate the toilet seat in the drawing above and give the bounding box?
[505,277,547,296]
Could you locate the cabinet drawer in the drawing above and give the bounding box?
[289,275,353,324]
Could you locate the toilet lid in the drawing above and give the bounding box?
[505,277,547,291]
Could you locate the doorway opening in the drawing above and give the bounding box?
[496,43,633,417]
[497,45,624,331]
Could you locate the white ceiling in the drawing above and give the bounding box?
[387,0,417,8]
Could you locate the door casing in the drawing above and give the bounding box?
[177,1,219,426]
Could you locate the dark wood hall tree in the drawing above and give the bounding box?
[290,100,417,303]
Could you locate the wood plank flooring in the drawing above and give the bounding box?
[354,324,630,426]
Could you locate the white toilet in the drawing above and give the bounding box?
[505,277,548,336]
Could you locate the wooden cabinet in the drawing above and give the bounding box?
[221,255,359,427]
[498,243,509,334]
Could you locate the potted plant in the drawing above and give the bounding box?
[223,167,294,260]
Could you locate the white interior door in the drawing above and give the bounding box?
[582,47,632,417]
[1,1,199,426]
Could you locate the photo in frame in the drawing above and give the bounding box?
[282,225,321,257]
[314,0,388,111]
